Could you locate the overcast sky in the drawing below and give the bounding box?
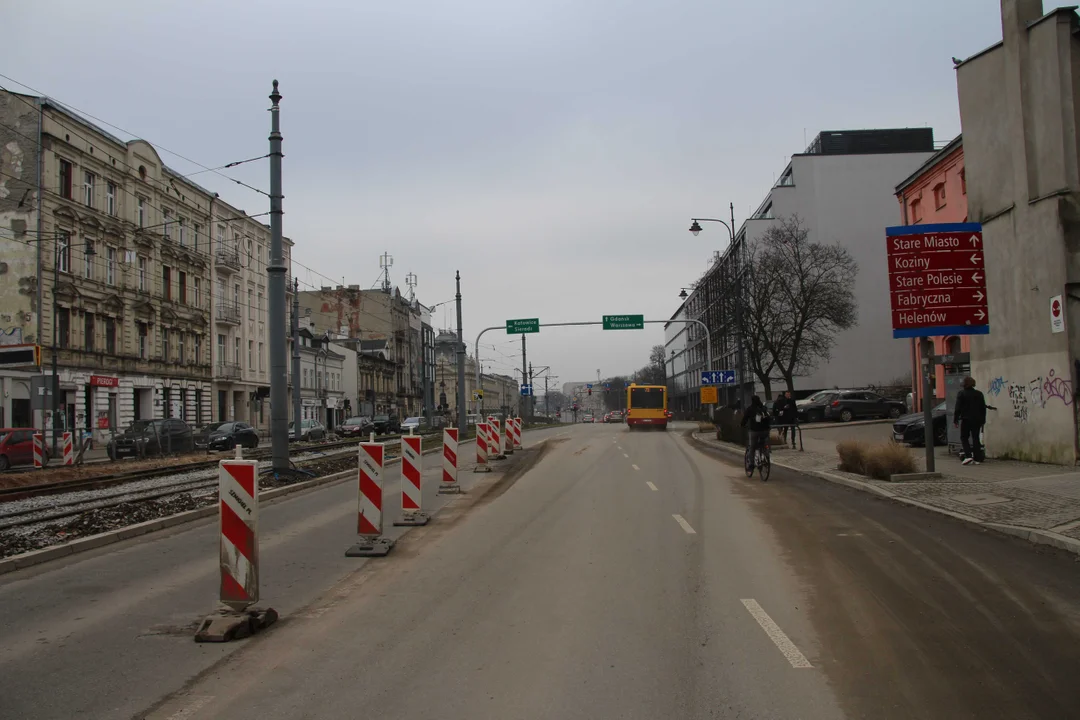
[4,0,1009,385]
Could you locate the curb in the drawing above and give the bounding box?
[0,443,460,577]
[689,433,1080,558]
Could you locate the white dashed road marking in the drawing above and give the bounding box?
[623,453,629,458]
[740,599,813,668]
[672,514,696,534]
[632,464,640,471]
[646,481,658,491]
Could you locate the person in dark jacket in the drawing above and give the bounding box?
[776,391,799,448]
[741,396,772,467]
[954,376,988,465]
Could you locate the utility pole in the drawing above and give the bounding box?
[521,335,528,420]
[421,330,431,423]
[455,271,467,432]
[291,278,301,440]
[267,80,289,472]
[528,361,534,419]
[50,237,60,455]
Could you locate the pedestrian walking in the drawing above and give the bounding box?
[777,391,798,448]
[954,376,988,465]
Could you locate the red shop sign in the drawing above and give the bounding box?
[90,375,119,388]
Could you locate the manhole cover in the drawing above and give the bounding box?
[952,493,1012,506]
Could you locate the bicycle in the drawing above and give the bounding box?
[744,439,771,482]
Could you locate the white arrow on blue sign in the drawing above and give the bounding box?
[520,384,533,396]
[700,370,736,385]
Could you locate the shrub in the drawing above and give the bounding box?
[714,408,745,444]
[836,440,869,474]
[862,442,917,480]
[697,422,716,433]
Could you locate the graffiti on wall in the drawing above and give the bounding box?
[986,369,1074,424]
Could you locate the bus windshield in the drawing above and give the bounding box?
[629,387,665,409]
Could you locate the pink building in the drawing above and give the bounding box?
[894,135,967,410]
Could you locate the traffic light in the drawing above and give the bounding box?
[588,388,592,396]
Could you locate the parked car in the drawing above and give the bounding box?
[339,416,375,438]
[195,421,260,451]
[372,414,400,435]
[288,419,326,442]
[400,416,429,433]
[108,418,195,459]
[824,391,906,422]
[606,411,624,423]
[893,402,948,446]
[0,428,51,471]
[796,391,841,423]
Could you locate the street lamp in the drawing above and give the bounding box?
[679,288,689,299]
[687,203,749,408]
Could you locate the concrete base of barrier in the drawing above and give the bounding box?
[345,537,395,557]
[394,511,430,527]
[194,606,278,643]
[473,465,492,473]
[438,482,463,494]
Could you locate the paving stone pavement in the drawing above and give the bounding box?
[696,433,1080,534]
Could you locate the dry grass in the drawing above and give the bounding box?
[697,422,717,433]
[837,440,916,480]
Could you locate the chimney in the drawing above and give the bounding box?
[1002,0,1043,30]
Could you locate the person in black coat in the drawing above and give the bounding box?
[776,390,798,448]
[953,376,989,464]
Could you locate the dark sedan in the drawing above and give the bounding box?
[340,416,375,438]
[893,402,948,446]
[796,391,840,423]
[823,391,906,422]
[372,415,400,435]
[196,421,260,451]
[108,418,195,459]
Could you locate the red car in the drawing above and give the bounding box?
[0,428,50,471]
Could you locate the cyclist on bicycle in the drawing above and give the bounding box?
[740,395,772,469]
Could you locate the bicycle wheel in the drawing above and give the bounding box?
[744,448,754,477]
[758,451,771,482]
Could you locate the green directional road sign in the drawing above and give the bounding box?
[506,318,540,334]
[602,314,644,330]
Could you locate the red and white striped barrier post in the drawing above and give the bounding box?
[440,427,463,492]
[346,442,395,557]
[512,418,522,449]
[62,432,74,466]
[474,422,491,473]
[489,417,505,459]
[395,435,429,526]
[503,418,514,455]
[32,433,44,469]
[194,459,277,642]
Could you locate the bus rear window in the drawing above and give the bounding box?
[630,388,664,409]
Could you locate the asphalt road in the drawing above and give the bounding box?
[3,422,1080,719]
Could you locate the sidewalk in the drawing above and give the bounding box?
[694,432,1080,555]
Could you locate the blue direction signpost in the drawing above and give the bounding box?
[520,384,533,396]
[700,370,736,385]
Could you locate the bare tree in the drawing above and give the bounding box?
[746,216,858,392]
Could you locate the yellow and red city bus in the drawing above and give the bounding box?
[625,384,669,430]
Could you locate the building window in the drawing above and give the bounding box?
[178,217,186,246]
[248,340,254,370]
[57,231,71,273]
[163,266,171,301]
[194,277,201,308]
[83,171,94,208]
[217,225,225,249]
[217,334,226,365]
[106,247,116,286]
[193,223,201,252]
[105,317,116,354]
[194,334,202,365]
[138,323,149,358]
[59,159,73,199]
[163,209,171,239]
[106,182,116,216]
[258,342,264,371]
[179,271,187,305]
[960,168,967,195]
[911,198,923,223]
[933,183,946,209]
[257,291,264,316]
[234,284,240,308]
[138,256,147,291]
[216,278,225,304]
[248,289,254,319]
[162,328,170,361]
[234,336,241,366]
[178,332,186,364]
[83,239,93,280]
[137,197,146,228]
[57,307,70,348]
[84,312,95,352]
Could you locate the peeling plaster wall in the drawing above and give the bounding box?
[0,92,40,344]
